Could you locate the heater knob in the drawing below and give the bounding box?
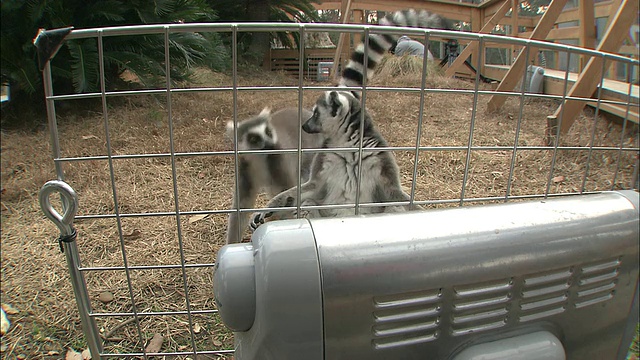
[213,243,256,332]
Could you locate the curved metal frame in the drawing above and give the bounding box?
[37,21,639,359]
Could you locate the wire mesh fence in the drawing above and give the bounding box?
[35,21,639,358]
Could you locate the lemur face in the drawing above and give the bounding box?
[227,108,278,151]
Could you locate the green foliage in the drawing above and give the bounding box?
[269,1,320,49]
[1,0,321,117]
[1,0,229,111]
[67,39,100,93]
[209,0,320,63]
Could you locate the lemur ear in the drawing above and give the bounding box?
[258,107,271,118]
[329,91,341,117]
[329,91,339,103]
[225,121,236,140]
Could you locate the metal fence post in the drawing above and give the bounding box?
[35,28,103,358]
[39,180,103,358]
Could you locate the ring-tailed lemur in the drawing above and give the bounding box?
[340,9,452,89]
[249,10,451,229]
[225,107,324,244]
[250,90,420,228]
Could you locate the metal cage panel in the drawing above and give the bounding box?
[35,21,639,359]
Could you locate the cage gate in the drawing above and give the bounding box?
[34,20,639,359]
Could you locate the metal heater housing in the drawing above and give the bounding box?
[215,191,639,360]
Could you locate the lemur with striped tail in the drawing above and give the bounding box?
[250,9,452,229]
[225,108,324,244]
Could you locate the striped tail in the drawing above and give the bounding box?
[339,9,452,88]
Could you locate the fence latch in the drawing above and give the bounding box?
[39,180,79,253]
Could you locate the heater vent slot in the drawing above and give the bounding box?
[519,268,571,322]
[372,290,442,349]
[575,258,620,309]
[451,279,512,336]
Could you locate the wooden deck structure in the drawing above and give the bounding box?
[265,0,639,132]
[487,64,639,123]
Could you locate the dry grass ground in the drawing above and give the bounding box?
[1,56,638,358]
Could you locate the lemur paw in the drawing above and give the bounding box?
[293,209,310,218]
[249,211,271,231]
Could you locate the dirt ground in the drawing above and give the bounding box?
[1,62,638,358]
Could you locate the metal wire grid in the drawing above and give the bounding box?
[39,22,639,358]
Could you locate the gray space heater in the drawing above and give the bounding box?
[519,65,545,94]
[214,191,639,360]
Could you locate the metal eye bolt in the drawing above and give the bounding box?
[39,180,78,239]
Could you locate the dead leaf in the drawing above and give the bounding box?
[47,350,60,356]
[212,338,223,347]
[123,229,142,240]
[81,348,91,359]
[188,214,210,224]
[82,135,99,140]
[145,333,163,354]
[1,304,18,315]
[65,349,83,360]
[552,175,565,183]
[1,308,10,336]
[98,291,114,304]
[193,323,201,334]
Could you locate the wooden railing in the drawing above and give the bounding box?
[266,0,638,84]
[265,0,638,129]
[486,0,638,81]
[263,48,336,80]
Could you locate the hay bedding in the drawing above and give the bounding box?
[1,61,637,358]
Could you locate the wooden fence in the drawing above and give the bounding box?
[263,48,336,80]
[263,1,638,128]
[266,0,638,83]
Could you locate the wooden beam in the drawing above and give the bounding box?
[552,27,579,40]
[486,0,569,112]
[331,0,352,81]
[553,1,614,23]
[444,0,511,78]
[471,6,483,75]
[352,9,365,46]
[594,1,616,18]
[544,74,639,124]
[586,102,639,124]
[520,26,581,40]
[620,44,640,57]
[494,17,540,28]
[553,0,639,133]
[472,6,482,33]
[483,0,511,15]
[511,0,519,65]
[598,0,624,78]
[579,0,595,71]
[485,64,639,103]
